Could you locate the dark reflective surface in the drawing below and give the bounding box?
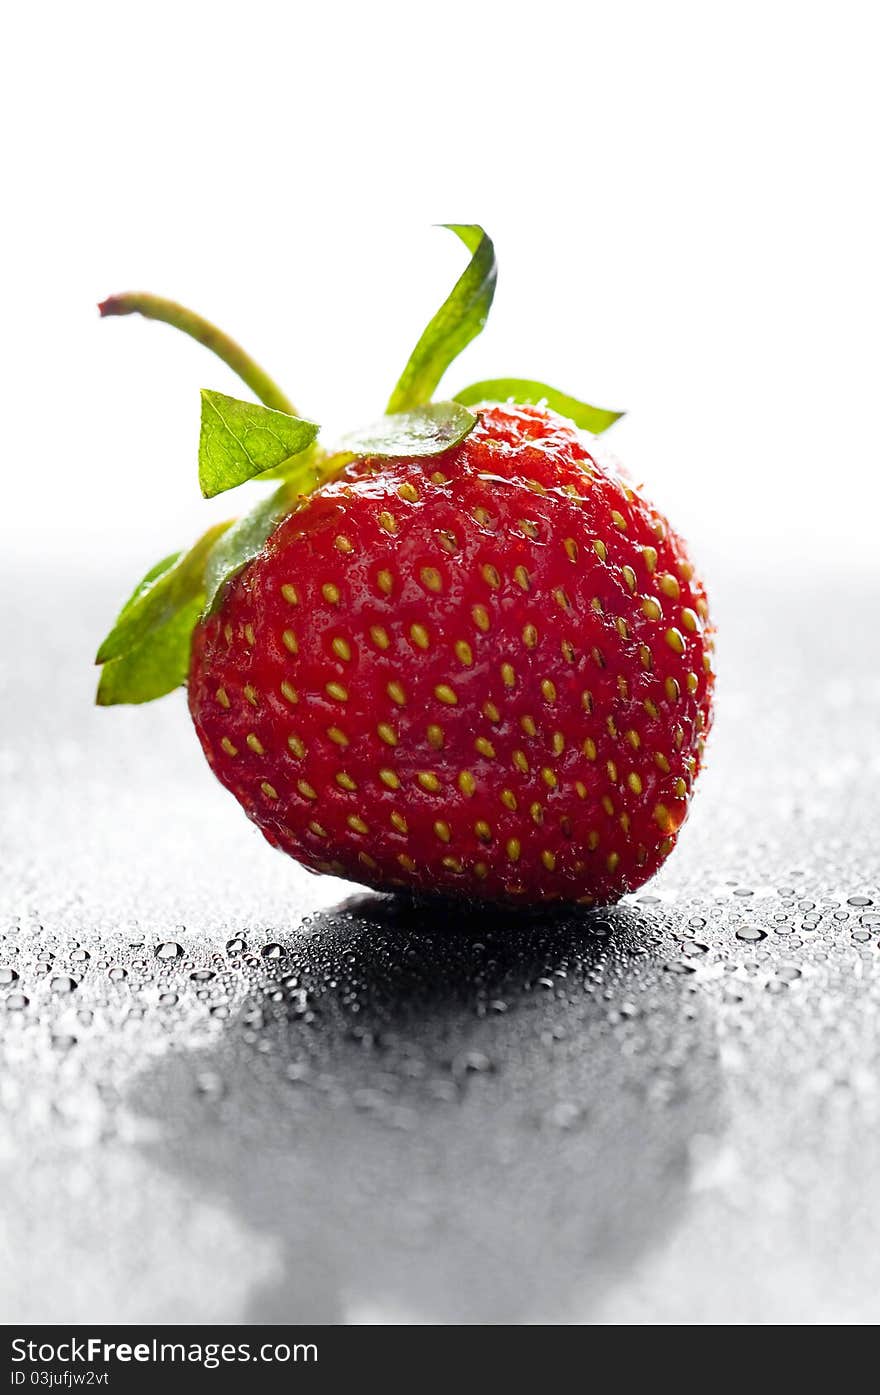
[131,892,721,1322]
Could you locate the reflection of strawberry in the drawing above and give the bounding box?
[97,226,714,906]
[189,405,713,905]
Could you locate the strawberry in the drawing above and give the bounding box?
[97,227,714,907]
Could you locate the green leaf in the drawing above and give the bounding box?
[387,226,497,413]
[113,552,182,622]
[96,520,232,666]
[339,401,476,459]
[453,378,623,435]
[96,596,203,705]
[198,390,320,498]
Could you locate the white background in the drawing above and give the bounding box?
[4,1,878,581]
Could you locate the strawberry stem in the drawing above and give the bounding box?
[98,292,297,415]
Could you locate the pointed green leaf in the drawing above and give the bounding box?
[198,390,320,498]
[387,226,497,413]
[96,521,232,666]
[339,402,476,459]
[453,378,623,435]
[96,596,204,705]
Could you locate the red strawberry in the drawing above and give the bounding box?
[97,227,714,907]
[188,405,713,905]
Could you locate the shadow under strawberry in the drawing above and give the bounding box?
[127,893,722,1323]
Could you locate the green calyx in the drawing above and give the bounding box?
[453,379,623,435]
[96,226,622,705]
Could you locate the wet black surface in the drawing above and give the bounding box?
[2,563,879,1323]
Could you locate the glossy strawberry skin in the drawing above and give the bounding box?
[188,406,714,906]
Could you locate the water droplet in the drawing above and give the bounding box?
[190,969,215,982]
[286,1062,313,1084]
[736,926,767,943]
[848,895,872,908]
[452,1049,493,1077]
[5,992,28,1011]
[70,948,90,963]
[0,967,19,986]
[155,941,183,960]
[108,966,128,981]
[544,1100,586,1130]
[195,1071,225,1099]
[50,975,78,995]
[226,937,247,954]
[261,943,284,959]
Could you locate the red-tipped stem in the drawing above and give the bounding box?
[97,291,297,416]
